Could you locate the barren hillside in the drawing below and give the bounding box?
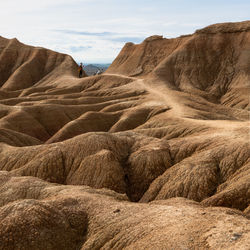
[0,21,249,249]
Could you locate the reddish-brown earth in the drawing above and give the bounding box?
[0,21,249,249]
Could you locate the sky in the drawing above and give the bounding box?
[0,0,249,63]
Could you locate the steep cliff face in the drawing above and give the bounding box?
[153,21,250,109]
[0,36,85,91]
[107,21,250,109]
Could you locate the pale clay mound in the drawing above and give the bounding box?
[0,21,249,249]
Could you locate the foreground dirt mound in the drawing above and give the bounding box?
[0,21,249,249]
[0,172,249,250]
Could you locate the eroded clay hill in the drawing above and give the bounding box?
[0,36,86,91]
[0,21,249,249]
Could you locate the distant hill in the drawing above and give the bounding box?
[84,63,110,76]
[0,36,82,90]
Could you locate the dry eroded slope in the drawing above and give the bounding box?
[0,21,250,249]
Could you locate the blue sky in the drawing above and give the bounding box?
[1,0,249,63]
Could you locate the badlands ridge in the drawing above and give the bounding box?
[0,21,249,249]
